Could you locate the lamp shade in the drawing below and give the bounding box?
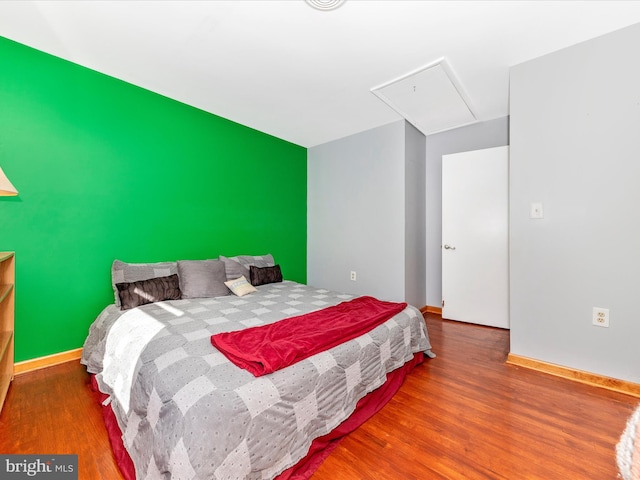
[0,166,18,196]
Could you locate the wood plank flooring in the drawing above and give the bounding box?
[0,314,637,479]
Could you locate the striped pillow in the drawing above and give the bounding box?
[224,276,257,297]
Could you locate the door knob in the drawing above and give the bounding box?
[443,244,456,250]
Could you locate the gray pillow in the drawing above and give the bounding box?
[177,260,229,298]
[219,254,275,280]
[111,259,178,307]
[220,257,250,281]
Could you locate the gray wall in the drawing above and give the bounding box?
[425,117,510,307]
[307,120,426,306]
[405,122,427,307]
[510,23,640,383]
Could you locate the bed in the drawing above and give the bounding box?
[81,255,433,480]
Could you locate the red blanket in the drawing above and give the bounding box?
[210,296,408,376]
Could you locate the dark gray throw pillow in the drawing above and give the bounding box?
[250,264,283,286]
[111,259,178,307]
[177,260,230,298]
[116,274,182,310]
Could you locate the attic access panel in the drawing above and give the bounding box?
[372,59,476,135]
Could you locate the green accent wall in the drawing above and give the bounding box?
[0,37,307,362]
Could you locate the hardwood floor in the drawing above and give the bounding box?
[0,314,637,479]
[0,356,124,479]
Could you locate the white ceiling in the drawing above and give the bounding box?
[2,1,640,147]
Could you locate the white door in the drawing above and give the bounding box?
[442,146,509,328]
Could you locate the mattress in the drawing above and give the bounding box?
[81,280,432,479]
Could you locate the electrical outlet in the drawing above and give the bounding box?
[350,271,357,281]
[592,307,609,327]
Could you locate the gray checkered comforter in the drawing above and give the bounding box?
[81,281,432,480]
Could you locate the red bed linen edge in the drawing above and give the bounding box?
[276,351,425,480]
[90,375,136,480]
[90,352,424,480]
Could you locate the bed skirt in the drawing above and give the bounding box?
[90,351,424,480]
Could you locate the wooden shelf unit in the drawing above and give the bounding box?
[0,251,15,414]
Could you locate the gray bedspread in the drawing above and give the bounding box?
[81,281,432,480]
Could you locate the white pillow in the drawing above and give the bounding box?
[224,276,257,297]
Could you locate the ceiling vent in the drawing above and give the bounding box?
[371,58,477,136]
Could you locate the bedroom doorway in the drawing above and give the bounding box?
[441,145,509,329]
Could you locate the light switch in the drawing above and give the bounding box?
[530,202,544,219]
